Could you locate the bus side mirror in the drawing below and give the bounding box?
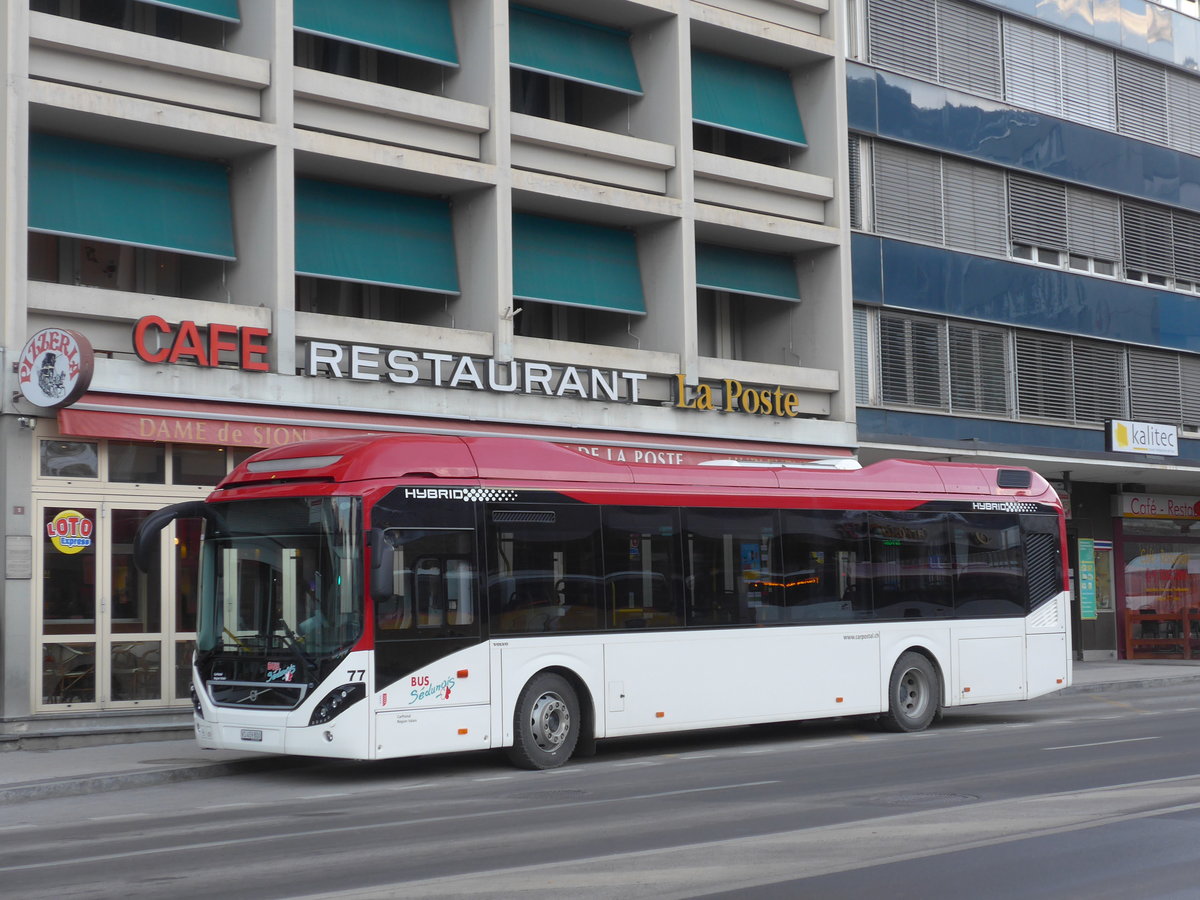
[369,528,394,602]
[134,500,211,573]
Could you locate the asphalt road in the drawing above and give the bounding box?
[2,684,1199,899]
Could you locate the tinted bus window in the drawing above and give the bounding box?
[867,512,953,619]
[949,513,1025,617]
[684,509,782,626]
[487,505,602,633]
[779,509,870,621]
[376,530,479,639]
[602,507,685,630]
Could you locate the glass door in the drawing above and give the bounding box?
[39,501,194,709]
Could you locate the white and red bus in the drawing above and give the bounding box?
[135,434,1070,769]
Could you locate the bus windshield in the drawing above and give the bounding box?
[196,497,362,664]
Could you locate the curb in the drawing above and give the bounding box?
[0,755,318,805]
[1058,673,1200,696]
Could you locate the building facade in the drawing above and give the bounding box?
[0,0,852,736]
[849,0,1200,661]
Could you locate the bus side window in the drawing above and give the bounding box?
[601,506,685,630]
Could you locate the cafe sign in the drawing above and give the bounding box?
[1117,493,1200,519]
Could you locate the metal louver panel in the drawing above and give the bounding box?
[879,313,947,409]
[1025,532,1061,609]
[1071,341,1127,423]
[1015,332,1072,420]
[491,510,557,524]
[949,324,1009,415]
[854,306,871,404]
[943,160,1007,255]
[849,136,862,230]
[1173,211,1200,283]
[1061,36,1116,131]
[872,143,944,245]
[1115,54,1168,144]
[1003,19,1062,116]
[1121,201,1173,278]
[1066,188,1121,262]
[1009,175,1067,250]
[867,0,937,80]
[1128,348,1182,423]
[1181,356,1200,429]
[1167,71,1200,156]
[937,0,1002,98]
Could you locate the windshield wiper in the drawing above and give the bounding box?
[275,619,317,683]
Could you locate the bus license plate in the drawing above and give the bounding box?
[240,728,263,742]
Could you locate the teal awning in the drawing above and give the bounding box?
[692,51,807,147]
[510,5,642,95]
[696,243,800,302]
[141,0,239,21]
[29,133,235,260]
[294,0,458,66]
[295,179,459,294]
[513,214,644,314]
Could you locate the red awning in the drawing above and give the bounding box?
[57,392,852,465]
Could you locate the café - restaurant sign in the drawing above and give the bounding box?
[1117,493,1200,519]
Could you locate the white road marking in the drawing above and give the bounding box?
[1044,736,1159,751]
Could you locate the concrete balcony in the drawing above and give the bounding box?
[28,11,269,119]
[293,68,489,160]
[511,114,675,196]
[693,151,832,224]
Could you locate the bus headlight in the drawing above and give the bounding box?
[309,683,366,726]
[191,683,204,719]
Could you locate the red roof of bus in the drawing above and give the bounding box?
[212,433,1058,505]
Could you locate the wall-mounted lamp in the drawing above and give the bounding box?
[16,417,36,430]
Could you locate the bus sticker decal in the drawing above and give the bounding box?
[410,676,456,705]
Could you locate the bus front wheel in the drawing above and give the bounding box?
[879,651,939,733]
[507,673,580,769]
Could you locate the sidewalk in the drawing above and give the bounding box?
[2,660,1198,805]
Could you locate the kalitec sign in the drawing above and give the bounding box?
[18,328,95,408]
[1106,419,1179,457]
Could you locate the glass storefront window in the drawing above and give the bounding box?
[176,639,195,698]
[43,506,97,634]
[172,445,227,486]
[110,641,162,701]
[40,440,98,478]
[109,441,166,483]
[176,518,201,633]
[111,509,161,633]
[42,642,95,704]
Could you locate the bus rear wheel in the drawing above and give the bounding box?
[507,673,580,769]
[879,652,939,733]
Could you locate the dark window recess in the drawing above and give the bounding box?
[488,505,603,633]
[30,0,227,48]
[694,124,794,168]
[295,276,453,328]
[510,69,631,131]
[294,33,448,94]
[29,234,226,302]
